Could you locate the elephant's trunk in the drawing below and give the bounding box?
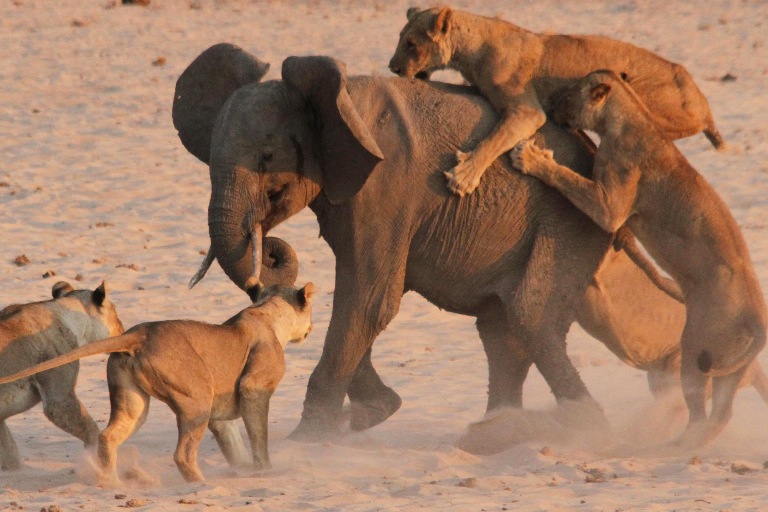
[205,184,298,290]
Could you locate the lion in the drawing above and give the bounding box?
[579,246,768,402]
[0,282,316,483]
[0,281,124,471]
[510,69,767,447]
[388,6,726,196]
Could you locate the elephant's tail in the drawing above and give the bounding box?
[0,333,141,385]
[612,226,684,304]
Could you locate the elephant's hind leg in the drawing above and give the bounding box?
[506,225,608,427]
[476,306,532,411]
[0,420,21,471]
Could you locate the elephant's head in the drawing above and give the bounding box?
[174,45,384,292]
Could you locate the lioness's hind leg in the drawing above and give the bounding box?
[37,367,100,447]
[98,374,150,484]
[704,364,750,444]
[0,383,39,471]
[747,361,768,404]
[0,421,21,471]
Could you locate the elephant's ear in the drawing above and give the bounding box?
[282,56,384,205]
[173,43,270,164]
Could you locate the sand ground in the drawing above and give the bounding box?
[1,0,768,510]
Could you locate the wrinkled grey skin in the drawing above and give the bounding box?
[174,44,615,441]
[174,44,299,289]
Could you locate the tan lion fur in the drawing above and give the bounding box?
[511,69,767,447]
[580,247,768,403]
[0,283,316,483]
[389,6,725,196]
[0,281,124,471]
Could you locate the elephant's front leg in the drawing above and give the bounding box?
[347,348,403,431]
[290,261,406,442]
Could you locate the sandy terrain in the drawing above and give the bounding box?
[1,0,767,510]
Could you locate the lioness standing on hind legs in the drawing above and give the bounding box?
[510,69,767,448]
[388,6,726,197]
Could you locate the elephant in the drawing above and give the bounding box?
[174,43,641,441]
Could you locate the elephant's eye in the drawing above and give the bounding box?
[268,187,285,203]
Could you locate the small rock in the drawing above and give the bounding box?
[42,270,56,279]
[14,254,30,266]
[457,477,477,488]
[730,462,759,475]
[124,498,147,508]
[688,456,703,465]
[582,467,608,483]
[152,57,166,67]
[116,263,140,271]
[71,19,87,27]
[114,494,127,499]
[178,498,199,505]
[720,73,738,82]
[540,446,553,456]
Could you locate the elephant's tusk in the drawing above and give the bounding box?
[188,247,216,289]
[244,224,263,292]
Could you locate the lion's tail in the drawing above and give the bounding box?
[0,333,141,385]
[613,225,684,304]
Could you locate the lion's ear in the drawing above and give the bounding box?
[429,7,452,39]
[52,281,74,299]
[92,281,107,307]
[298,282,316,309]
[590,83,611,104]
[406,6,420,20]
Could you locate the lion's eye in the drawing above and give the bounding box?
[406,40,416,50]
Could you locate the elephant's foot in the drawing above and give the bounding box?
[288,417,342,443]
[349,386,403,431]
[288,400,345,442]
[1,458,22,472]
[669,418,723,451]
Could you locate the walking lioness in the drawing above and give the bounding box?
[0,281,124,471]
[389,6,725,196]
[0,282,316,483]
[511,70,767,447]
